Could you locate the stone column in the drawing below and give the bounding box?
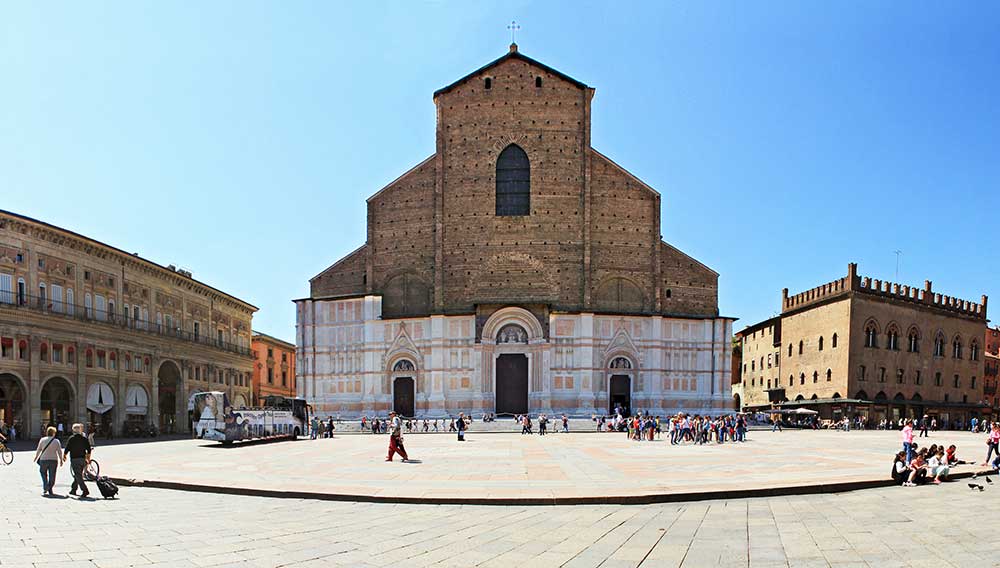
[178,361,190,433]
[115,357,126,436]
[150,357,160,431]
[28,336,41,438]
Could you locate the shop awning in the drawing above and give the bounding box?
[125,385,149,415]
[86,382,115,414]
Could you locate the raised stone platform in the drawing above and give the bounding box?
[98,430,989,505]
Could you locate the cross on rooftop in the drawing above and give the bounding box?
[507,20,521,44]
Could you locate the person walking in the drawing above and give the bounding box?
[984,423,1000,466]
[326,417,335,438]
[771,413,782,432]
[562,414,569,434]
[902,419,915,464]
[34,426,64,496]
[919,415,929,438]
[385,411,408,462]
[456,412,467,441]
[538,414,547,436]
[64,423,92,498]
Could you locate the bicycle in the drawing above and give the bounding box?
[84,459,100,480]
[0,441,12,465]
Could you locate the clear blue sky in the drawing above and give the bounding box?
[3,2,998,340]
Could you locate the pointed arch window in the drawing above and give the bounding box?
[934,333,946,357]
[496,144,530,216]
[970,340,980,361]
[952,337,963,359]
[864,322,879,348]
[886,325,900,351]
[907,328,920,353]
[818,336,824,351]
[831,333,838,348]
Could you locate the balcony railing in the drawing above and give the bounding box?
[0,293,252,357]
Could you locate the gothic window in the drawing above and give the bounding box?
[496,324,528,344]
[886,325,900,351]
[799,373,805,385]
[933,333,946,357]
[826,369,832,382]
[393,359,415,372]
[971,340,980,361]
[609,357,632,369]
[952,337,963,359]
[812,371,818,383]
[907,328,920,353]
[818,336,824,351]
[832,333,838,348]
[864,322,879,348]
[496,144,530,216]
[788,375,793,387]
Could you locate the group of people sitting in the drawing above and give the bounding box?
[892,443,965,486]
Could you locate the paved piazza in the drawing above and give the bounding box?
[87,429,989,502]
[3,438,1000,568]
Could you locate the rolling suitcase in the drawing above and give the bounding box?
[96,476,119,499]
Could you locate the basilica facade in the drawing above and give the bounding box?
[295,45,733,417]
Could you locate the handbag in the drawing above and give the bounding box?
[34,437,57,464]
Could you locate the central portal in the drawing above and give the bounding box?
[495,353,528,415]
[609,375,631,416]
[393,377,415,417]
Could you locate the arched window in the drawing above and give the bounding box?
[826,369,832,381]
[970,340,980,361]
[864,322,879,348]
[535,76,542,88]
[788,344,792,357]
[799,373,805,385]
[496,144,530,216]
[952,337,963,359]
[788,375,793,387]
[934,333,946,357]
[831,333,838,348]
[886,325,899,351]
[818,336,824,351]
[798,341,803,355]
[751,360,755,371]
[907,327,920,353]
[484,77,492,90]
[812,371,818,383]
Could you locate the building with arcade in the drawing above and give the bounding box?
[295,45,733,418]
[0,210,256,438]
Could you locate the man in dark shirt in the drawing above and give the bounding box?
[64,423,92,498]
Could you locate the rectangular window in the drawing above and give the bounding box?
[193,321,200,340]
[109,354,116,370]
[95,294,106,321]
[281,371,287,386]
[954,375,960,388]
[97,350,106,368]
[896,369,904,384]
[124,356,131,371]
[51,284,63,313]
[935,372,942,386]
[0,273,12,304]
[53,344,63,363]
[67,348,74,364]
[914,370,921,385]
[267,368,274,384]
[878,367,886,383]
[134,355,141,372]
[971,376,977,389]
[1,338,11,358]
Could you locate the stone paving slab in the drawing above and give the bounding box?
[88,430,991,503]
[2,463,1000,568]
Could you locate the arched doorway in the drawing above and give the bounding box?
[609,375,631,416]
[86,382,116,437]
[733,393,741,412]
[0,373,27,438]
[40,377,74,433]
[157,360,182,434]
[393,377,415,417]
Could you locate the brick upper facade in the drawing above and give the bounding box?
[309,45,719,333]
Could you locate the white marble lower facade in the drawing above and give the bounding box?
[295,296,733,417]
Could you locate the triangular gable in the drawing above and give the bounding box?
[384,321,422,368]
[433,46,590,98]
[604,324,640,363]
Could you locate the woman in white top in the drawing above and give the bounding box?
[34,426,64,496]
